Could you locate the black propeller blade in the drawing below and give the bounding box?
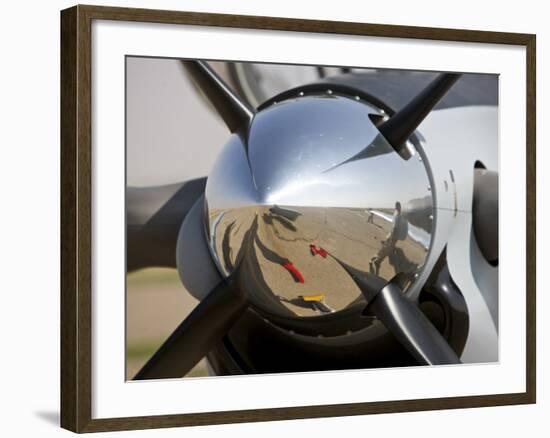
[368,281,460,365]
[133,274,248,380]
[335,259,460,365]
[378,73,461,155]
[181,60,255,133]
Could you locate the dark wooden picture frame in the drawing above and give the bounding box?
[61,4,536,433]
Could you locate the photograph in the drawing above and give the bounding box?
[125,57,499,380]
[57,4,536,432]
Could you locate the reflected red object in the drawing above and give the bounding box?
[282,262,305,283]
[310,244,328,258]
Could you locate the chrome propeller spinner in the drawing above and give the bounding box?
[205,89,434,320]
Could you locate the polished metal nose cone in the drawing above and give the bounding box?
[205,93,434,321]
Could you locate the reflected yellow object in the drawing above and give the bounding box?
[301,294,325,302]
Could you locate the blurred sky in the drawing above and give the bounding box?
[126,57,228,187]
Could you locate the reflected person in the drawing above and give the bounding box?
[369,202,409,276]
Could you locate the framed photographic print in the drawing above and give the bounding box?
[60,4,536,433]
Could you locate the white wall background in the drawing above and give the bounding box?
[0,0,545,436]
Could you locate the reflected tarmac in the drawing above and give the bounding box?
[209,203,428,318]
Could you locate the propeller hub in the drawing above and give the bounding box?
[204,91,435,323]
